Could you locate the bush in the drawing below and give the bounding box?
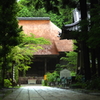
[70,75,86,89]
[4,79,12,88]
[42,80,48,86]
[75,75,85,82]
[70,77,100,90]
[86,77,100,90]
[71,72,76,76]
[45,71,59,86]
[70,82,87,88]
[46,71,59,82]
[46,72,54,82]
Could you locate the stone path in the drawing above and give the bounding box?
[2,85,100,100]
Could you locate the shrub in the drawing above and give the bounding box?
[75,75,84,82]
[71,72,76,76]
[42,80,48,86]
[46,72,54,82]
[45,71,59,86]
[70,75,86,89]
[46,71,59,82]
[4,79,12,88]
[86,77,100,90]
[70,82,87,88]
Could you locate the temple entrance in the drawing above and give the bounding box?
[26,56,59,77]
[18,56,59,84]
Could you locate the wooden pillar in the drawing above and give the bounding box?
[44,58,47,74]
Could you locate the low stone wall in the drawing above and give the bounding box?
[19,77,43,84]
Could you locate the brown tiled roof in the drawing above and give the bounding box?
[34,42,59,55]
[54,40,73,52]
[18,17,73,55]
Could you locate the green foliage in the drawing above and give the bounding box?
[73,40,78,50]
[71,72,76,76]
[18,6,32,17]
[0,0,23,87]
[70,75,87,89]
[70,82,87,89]
[42,80,48,86]
[15,67,19,83]
[20,33,50,46]
[60,51,77,72]
[18,0,48,17]
[72,4,100,49]
[31,8,49,17]
[18,0,73,28]
[55,64,63,72]
[46,71,59,83]
[70,74,87,89]
[75,75,84,82]
[87,5,100,48]
[4,79,12,88]
[46,72,55,82]
[0,1,23,47]
[0,30,51,85]
[7,46,32,72]
[62,52,77,65]
[70,77,100,90]
[48,6,73,28]
[59,40,77,72]
[32,0,77,13]
[6,32,51,77]
[86,77,100,90]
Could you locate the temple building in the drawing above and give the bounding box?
[18,17,73,78]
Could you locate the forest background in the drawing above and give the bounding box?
[0,0,100,89]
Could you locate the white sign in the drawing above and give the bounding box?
[60,69,71,78]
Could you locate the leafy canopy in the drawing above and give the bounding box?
[7,32,51,71]
[18,0,74,28]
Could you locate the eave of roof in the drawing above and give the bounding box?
[54,40,73,52]
[18,17,50,20]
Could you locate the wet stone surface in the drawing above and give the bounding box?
[2,85,100,100]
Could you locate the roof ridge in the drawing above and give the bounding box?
[17,17,50,20]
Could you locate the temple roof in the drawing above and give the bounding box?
[18,17,73,56]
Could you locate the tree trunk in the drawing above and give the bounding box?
[90,0,99,76]
[80,42,84,75]
[77,50,81,74]
[83,42,91,80]
[79,0,91,81]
